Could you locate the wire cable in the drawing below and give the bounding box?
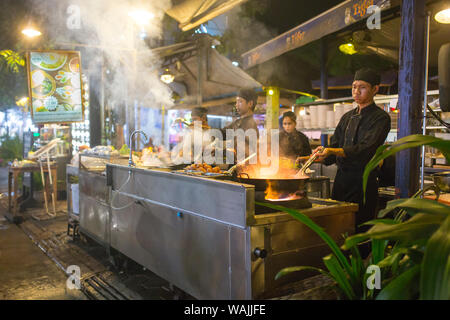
[110,170,134,211]
[427,104,450,132]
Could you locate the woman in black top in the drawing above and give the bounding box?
[279,111,312,161]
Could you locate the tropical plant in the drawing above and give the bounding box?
[0,50,25,73]
[261,134,450,300]
[0,134,23,165]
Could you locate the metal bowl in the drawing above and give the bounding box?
[432,171,450,192]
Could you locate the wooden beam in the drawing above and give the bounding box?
[321,38,328,100]
[395,0,426,198]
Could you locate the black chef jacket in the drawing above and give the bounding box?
[279,130,312,160]
[324,103,391,234]
[223,114,259,132]
[221,115,259,162]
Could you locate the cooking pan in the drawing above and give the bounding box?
[432,171,450,192]
[234,172,309,194]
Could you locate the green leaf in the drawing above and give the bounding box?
[343,213,445,249]
[275,266,330,280]
[377,248,408,269]
[420,215,450,300]
[350,244,364,280]
[323,254,356,300]
[256,201,355,283]
[363,135,450,202]
[378,198,450,219]
[371,239,388,265]
[361,219,400,226]
[376,264,421,300]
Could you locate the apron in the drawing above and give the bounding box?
[332,110,379,234]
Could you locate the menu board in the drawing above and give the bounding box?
[27,50,85,124]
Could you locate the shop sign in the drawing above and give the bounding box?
[26,50,85,124]
[242,0,396,69]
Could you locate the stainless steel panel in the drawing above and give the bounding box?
[103,164,358,300]
[229,227,252,299]
[250,225,268,299]
[262,244,333,297]
[109,164,253,228]
[110,191,250,300]
[79,195,109,243]
[269,213,354,254]
[79,171,108,204]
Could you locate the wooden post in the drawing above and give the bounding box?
[197,35,209,107]
[396,0,426,198]
[320,38,328,100]
[266,87,280,130]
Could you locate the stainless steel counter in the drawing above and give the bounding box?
[79,164,357,299]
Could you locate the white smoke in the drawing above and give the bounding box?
[31,0,174,109]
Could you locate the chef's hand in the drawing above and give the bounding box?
[295,156,310,166]
[315,147,331,163]
[315,147,346,162]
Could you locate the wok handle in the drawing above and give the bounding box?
[237,172,250,182]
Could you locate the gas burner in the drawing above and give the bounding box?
[254,191,312,214]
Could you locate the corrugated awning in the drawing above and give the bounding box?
[152,38,261,109]
[166,0,249,31]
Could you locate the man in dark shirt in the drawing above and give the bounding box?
[315,68,391,236]
[223,88,259,132]
[221,88,259,163]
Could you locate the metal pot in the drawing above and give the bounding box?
[432,171,450,192]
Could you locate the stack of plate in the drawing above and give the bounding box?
[326,110,335,128]
[303,114,311,129]
[296,116,304,129]
[334,104,345,127]
[309,106,318,128]
[317,105,331,128]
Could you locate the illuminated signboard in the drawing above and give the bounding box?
[27,50,85,124]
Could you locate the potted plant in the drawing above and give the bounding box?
[258,134,450,300]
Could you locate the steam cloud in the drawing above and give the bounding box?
[30,0,174,121]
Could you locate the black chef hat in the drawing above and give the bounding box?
[354,68,381,86]
[237,88,258,110]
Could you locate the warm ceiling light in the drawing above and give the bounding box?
[435,8,450,24]
[22,28,41,38]
[339,42,357,55]
[16,97,29,106]
[128,10,155,26]
[268,89,274,96]
[160,69,174,84]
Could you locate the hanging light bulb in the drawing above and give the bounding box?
[22,27,41,38]
[339,42,357,55]
[160,69,174,84]
[128,9,155,26]
[435,7,450,24]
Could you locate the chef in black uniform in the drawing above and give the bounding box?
[279,111,312,160]
[221,88,259,164]
[223,88,259,133]
[314,68,391,236]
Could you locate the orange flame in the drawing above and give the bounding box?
[264,180,302,201]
